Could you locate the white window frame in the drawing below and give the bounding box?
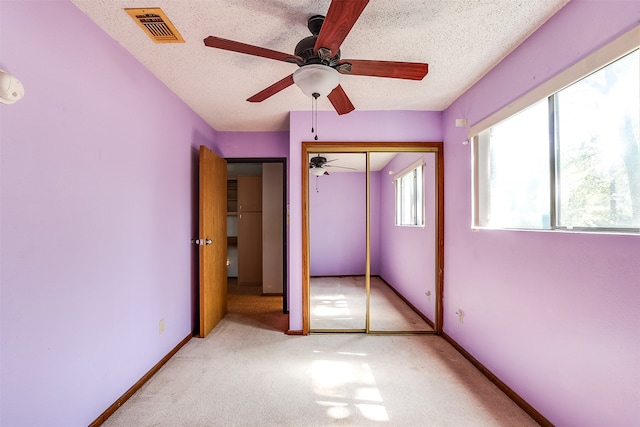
[471,25,640,234]
[395,158,425,227]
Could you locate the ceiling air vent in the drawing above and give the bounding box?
[125,8,184,43]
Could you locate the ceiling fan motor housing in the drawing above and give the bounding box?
[310,156,328,168]
[295,15,341,67]
[295,37,341,67]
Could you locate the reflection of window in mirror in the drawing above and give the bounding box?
[394,159,424,226]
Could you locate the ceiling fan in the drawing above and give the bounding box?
[309,155,355,176]
[203,0,429,115]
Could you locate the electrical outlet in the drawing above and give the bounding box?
[425,291,431,301]
[159,319,165,334]
[455,309,464,324]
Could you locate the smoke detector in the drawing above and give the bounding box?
[0,70,25,104]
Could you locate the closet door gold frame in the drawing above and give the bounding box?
[302,142,444,335]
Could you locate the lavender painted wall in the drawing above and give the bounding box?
[309,171,381,276]
[370,171,381,273]
[378,152,437,322]
[1,1,634,426]
[216,131,289,159]
[0,2,217,426]
[289,111,443,329]
[443,2,640,426]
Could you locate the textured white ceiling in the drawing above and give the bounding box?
[71,0,569,132]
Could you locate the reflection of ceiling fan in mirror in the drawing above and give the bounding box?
[309,155,355,176]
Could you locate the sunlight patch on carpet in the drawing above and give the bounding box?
[312,357,389,422]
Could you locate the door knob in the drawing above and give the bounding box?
[191,238,212,245]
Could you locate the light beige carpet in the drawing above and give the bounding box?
[102,303,539,427]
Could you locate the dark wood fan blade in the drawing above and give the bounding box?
[247,74,294,103]
[327,85,355,115]
[314,0,369,57]
[337,59,429,80]
[204,36,302,63]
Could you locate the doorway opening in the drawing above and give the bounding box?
[226,158,288,315]
[302,143,444,335]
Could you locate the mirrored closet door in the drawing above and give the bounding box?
[368,151,436,333]
[304,144,442,334]
[308,152,367,331]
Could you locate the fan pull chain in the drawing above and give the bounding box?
[315,175,319,193]
[312,93,319,140]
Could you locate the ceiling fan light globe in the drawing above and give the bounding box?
[311,167,326,177]
[293,64,339,98]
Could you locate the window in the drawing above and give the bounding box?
[395,160,424,226]
[475,49,640,232]
[476,100,551,229]
[556,51,639,228]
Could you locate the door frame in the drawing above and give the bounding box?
[302,142,444,335]
[226,158,288,313]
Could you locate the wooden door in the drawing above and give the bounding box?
[237,176,263,285]
[198,146,227,338]
[238,176,262,212]
[238,211,263,284]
